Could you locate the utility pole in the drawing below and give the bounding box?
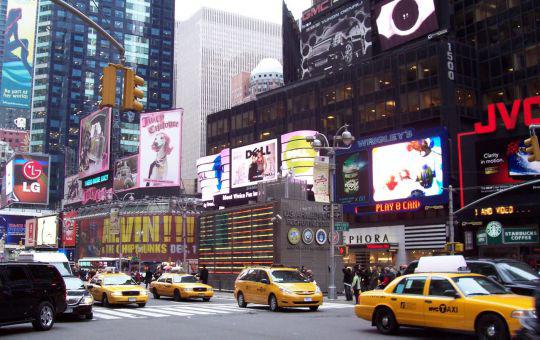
[448,185,454,255]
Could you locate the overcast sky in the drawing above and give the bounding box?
[175,0,312,23]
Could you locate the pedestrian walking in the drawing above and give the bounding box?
[351,269,361,304]
[199,265,209,285]
[368,266,379,290]
[342,267,353,301]
[144,267,153,288]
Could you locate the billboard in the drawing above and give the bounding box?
[475,137,538,194]
[61,210,77,247]
[336,128,448,214]
[6,154,50,205]
[372,136,444,202]
[78,108,111,179]
[113,155,138,192]
[64,175,82,206]
[197,148,230,202]
[0,215,27,245]
[374,0,439,51]
[139,109,182,187]
[36,215,58,247]
[25,218,35,247]
[301,0,372,78]
[0,0,37,108]
[76,214,197,262]
[231,139,278,188]
[280,130,318,184]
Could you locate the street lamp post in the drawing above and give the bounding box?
[306,124,355,300]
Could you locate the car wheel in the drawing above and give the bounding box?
[85,313,93,320]
[342,40,354,65]
[102,294,110,307]
[152,288,160,299]
[203,297,211,302]
[32,302,55,331]
[237,292,247,308]
[269,294,279,312]
[174,289,181,302]
[477,314,510,340]
[374,307,399,335]
[137,303,146,308]
[309,306,319,312]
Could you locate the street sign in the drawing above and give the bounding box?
[334,222,349,231]
[331,231,340,245]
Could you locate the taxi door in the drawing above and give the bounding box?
[388,276,427,327]
[253,270,271,305]
[88,276,103,300]
[423,276,466,331]
[154,277,165,295]
[163,277,174,296]
[240,269,257,303]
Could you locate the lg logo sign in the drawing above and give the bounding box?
[22,160,42,193]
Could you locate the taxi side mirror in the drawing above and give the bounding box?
[96,280,102,286]
[443,290,459,298]
[260,278,269,284]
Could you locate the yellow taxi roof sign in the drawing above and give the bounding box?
[415,255,469,273]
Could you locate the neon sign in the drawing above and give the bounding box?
[375,200,421,213]
[474,96,540,134]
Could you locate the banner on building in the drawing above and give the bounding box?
[196,148,230,202]
[280,130,318,184]
[64,175,82,206]
[231,139,278,188]
[62,210,77,247]
[0,0,37,108]
[36,215,58,247]
[110,207,120,235]
[139,109,183,187]
[0,215,28,245]
[113,155,138,192]
[77,214,197,262]
[5,154,50,205]
[78,108,111,179]
[313,156,330,202]
[25,218,35,247]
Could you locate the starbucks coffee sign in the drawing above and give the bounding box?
[477,222,538,246]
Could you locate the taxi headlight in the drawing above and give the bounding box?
[511,310,536,319]
[315,286,321,294]
[208,287,213,292]
[183,288,193,292]
[111,291,122,297]
[140,290,148,296]
[82,296,94,305]
[279,287,294,295]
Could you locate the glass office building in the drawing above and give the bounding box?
[29,0,174,204]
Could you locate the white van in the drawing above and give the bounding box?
[18,251,73,277]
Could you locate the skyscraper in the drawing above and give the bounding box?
[29,0,174,204]
[174,8,281,181]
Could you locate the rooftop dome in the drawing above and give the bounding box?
[251,58,283,77]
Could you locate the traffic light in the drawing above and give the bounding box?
[444,242,464,253]
[98,65,117,108]
[524,135,540,162]
[122,68,145,112]
[338,246,348,256]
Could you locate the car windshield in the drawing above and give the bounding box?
[452,276,507,296]
[270,270,308,283]
[496,262,540,282]
[173,275,198,283]
[64,276,84,290]
[103,276,135,285]
[52,262,73,277]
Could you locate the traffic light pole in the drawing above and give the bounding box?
[50,0,125,64]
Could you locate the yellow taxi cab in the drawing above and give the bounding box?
[87,273,148,307]
[149,273,214,301]
[234,266,323,312]
[355,256,535,339]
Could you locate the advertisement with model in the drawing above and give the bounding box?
[139,109,183,187]
[0,0,37,109]
[5,153,50,205]
[374,0,439,51]
[231,139,278,188]
[36,215,58,247]
[197,148,230,202]
[113,155,138,192]
[64,174,82,206]
[62,210,77,247]
[280,130,318,185]
[78,108,111,179]
[336,128,449,214]
[301,0,372,78]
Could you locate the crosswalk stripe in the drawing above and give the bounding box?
[189,304,244,311]
[92,308,144,318]
[157,306,213,315]
[171,306,231,314]
[141,308,194,317]
[110,309,170,317]
[92,312,121,320]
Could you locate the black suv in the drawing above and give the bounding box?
[0,263,67,331]
[405,258,539,296]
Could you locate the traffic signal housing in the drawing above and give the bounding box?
[524,135,540,162]
[338,245,348,256]
[122,68,145,112]
[98,65,117,108]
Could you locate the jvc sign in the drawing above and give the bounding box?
[474,96,540,134]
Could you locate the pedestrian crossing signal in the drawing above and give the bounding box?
[338,246,348,256]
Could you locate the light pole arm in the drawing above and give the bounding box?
[50,0,125,63]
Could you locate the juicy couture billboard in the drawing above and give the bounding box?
[77,214,197,261]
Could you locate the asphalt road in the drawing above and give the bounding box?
[0,292,474,339]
